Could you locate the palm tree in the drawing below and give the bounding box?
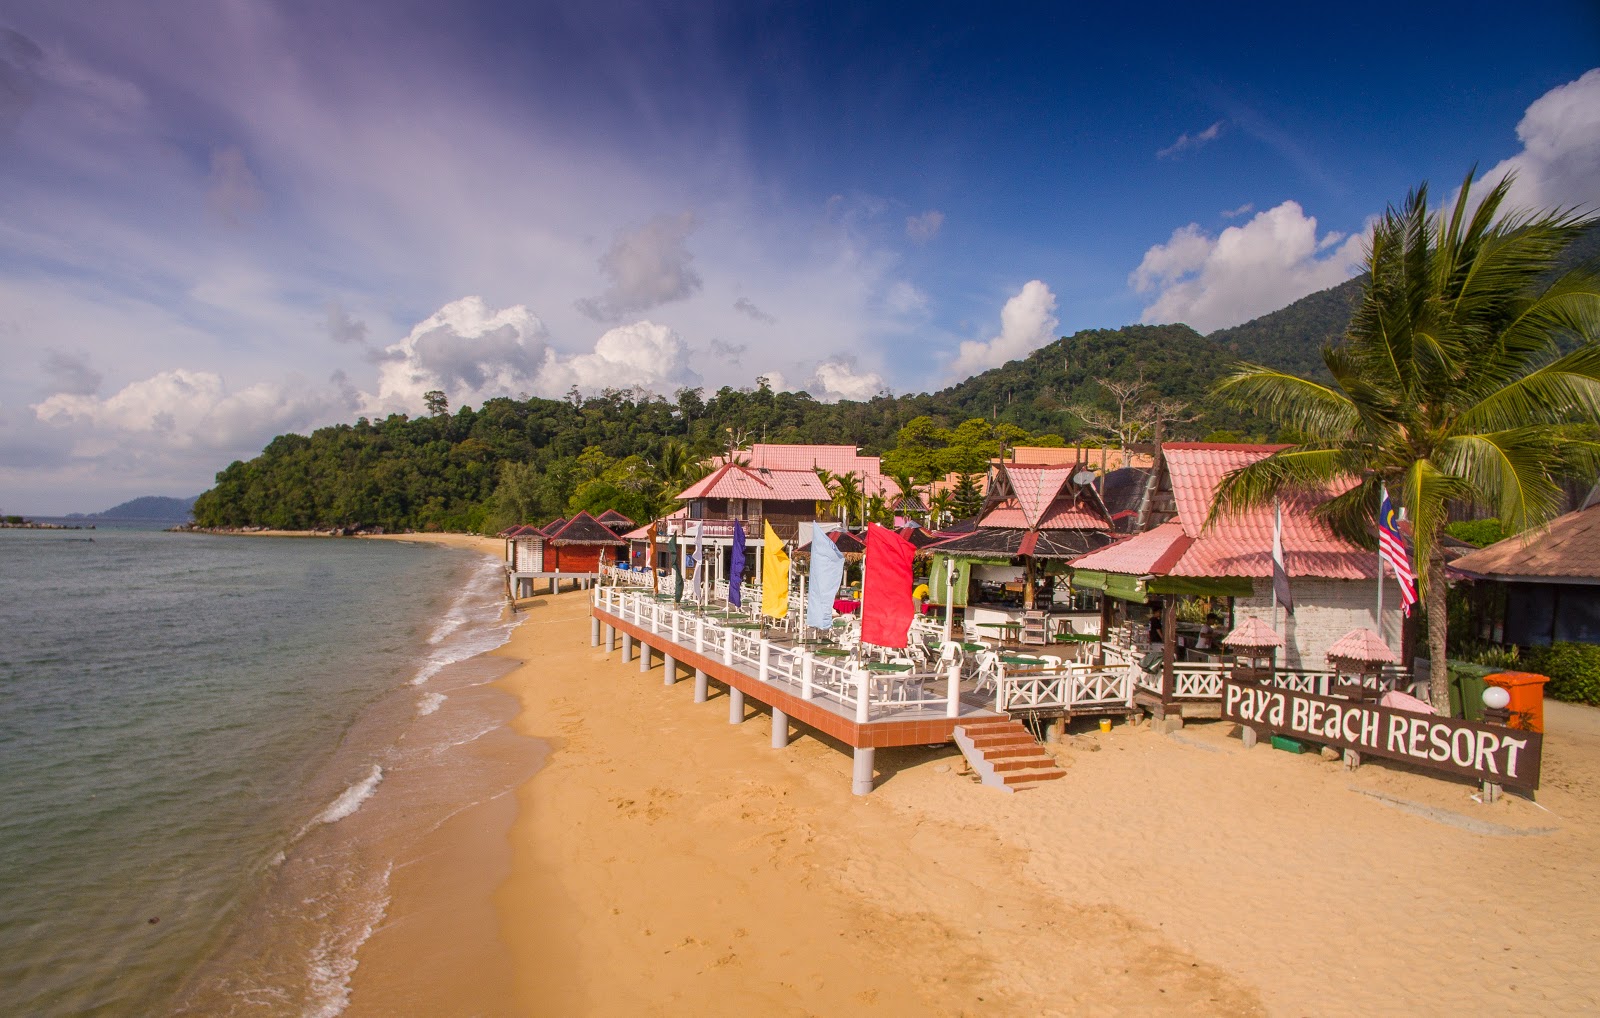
[927,490,955,529]
[1209,171,1600,711]
[829,471,864,529]
[889,471,924,523]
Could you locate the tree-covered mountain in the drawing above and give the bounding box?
[70,495,197,520]
[1205,277,1364,382]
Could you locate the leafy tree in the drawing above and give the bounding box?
[1209,171,1600,711]
[424,390,448,416]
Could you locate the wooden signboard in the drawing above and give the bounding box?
[1221,678,1543,790]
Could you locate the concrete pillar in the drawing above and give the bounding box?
[758,640,771,683]
[663,653,677,685]
[622,632,634,662]
[771,708,789,748]
[590,616,600,647]
[947,658,962,718]
[694,668,708,703]
[800,652,815,700]
[639,642,652,672]
[854,667,870,724]
[728,686,745,724]
[604,623,615,652]
[852,746,875,796]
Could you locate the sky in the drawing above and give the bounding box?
[1,1,1598,513]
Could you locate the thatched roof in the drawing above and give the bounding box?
[547,511,627,546]
[927,527,1114,560]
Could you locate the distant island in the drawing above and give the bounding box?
[68,496,198,521]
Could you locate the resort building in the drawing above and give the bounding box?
[1451,495,1600,647]
[1068,442,1407,718]
[504,510,627,596]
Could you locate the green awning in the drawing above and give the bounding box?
[1070,568,1147,602]
[1147,575,1256,597]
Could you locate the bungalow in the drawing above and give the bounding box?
[506,510,626,596]
[1450,496,1600,647]
[1067,442,1406,719]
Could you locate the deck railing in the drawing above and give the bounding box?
[996,666,1133,713]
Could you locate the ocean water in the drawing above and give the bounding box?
[0,529,530,1016]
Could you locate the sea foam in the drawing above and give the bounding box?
[314,764,383,826]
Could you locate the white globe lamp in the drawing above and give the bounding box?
[1482,685,1511,710]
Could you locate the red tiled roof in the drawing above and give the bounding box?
[676,463,830,501]
[1037,504,1110,530]
[1223,616,1284,649]
[1003,464,1077,527]
[1160,444,1372,579]
[1070,522,1189,574]
[748,443,881,475]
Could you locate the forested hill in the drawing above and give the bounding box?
[192,227,1599,534]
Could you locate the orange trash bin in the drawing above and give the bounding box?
[1485,672,1550,733]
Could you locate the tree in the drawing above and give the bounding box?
[927,490,955,529]
[1209,171,1600,711]
[1067,375,1195,450]
[950,473,983,520]
[424,390,449,416]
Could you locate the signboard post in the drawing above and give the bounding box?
[1221,677,1542,791]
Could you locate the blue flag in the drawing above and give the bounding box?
[729,522,746,607]
[806,525,845,629]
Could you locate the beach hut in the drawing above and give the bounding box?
[1449,497,1600,647]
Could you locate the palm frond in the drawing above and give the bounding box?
[1458,343,1600,431]
[1438,430,1569,534]
[1213,366,1359,439]
[1206,447,1354,528]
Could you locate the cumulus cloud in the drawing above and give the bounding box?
[373,296,548,411]
[756,370,788,393]
[1482,68,1600,212]
[41,351,101,396]
[576,212,703,321]
[539,320,701,395]
[732,296,775,323]
[1221,202,1254,219]
[947,280,1059,379]
[1130,201,1366,333]
[811,357,886,402]
[33,368,353,451]
[206,146,265,226]
[906,209,945,242]
[1158,120,1224,159]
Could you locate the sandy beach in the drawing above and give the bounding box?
[342,558,1600,1016]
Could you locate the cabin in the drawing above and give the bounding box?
[1450,497,1600,647]
[506,510,626,596]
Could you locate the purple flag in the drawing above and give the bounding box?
[729,522,746,607]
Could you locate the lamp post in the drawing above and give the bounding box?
[1480,684,1512,803]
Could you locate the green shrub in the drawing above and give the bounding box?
[1523,642,1600,705]
[1444,518,1506,548]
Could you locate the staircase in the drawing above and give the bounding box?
[953,719,1065,792]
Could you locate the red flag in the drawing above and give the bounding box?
[861,522,915,648]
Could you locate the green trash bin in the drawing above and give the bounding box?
[1447,661,1496,720]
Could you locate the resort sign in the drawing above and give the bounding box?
[1221,679,1542,790]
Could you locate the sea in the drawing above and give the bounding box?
[0,523,535,1016]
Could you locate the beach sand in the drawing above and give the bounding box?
[350,575,1600,1016]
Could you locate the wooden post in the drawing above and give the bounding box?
[1161,595,1177,701]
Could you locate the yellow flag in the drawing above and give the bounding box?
[761,519,790,618]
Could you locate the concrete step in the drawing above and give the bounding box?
[1001,768,1067,785]
[992,755,1058,772]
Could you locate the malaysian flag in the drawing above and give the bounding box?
[1379,485,1418,615]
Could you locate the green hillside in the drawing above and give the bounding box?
[1205,277,1364,382]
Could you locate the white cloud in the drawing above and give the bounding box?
[576,213,703,321]
[1482,68,1600,212]
[540,320,701,396]
[373,296,548,412]
[905,209,945,242]
[1130,201,1366,333]
[1157,120,1224,159]
[947,280,1059,379]
[33,368,351,452]
[811,357,886,402]
[1221,202,1254,219]
[756,370,788,393]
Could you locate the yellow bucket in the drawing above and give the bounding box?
[1099,718,1112,734]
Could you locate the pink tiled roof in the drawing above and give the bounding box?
[747,443,882,475]
[1003,464,1077,527]
[676,463,829,501]
[1070,522,1189,574]
[623,507,686,541]
[1223,616,1284,649]
[1450,501,1600,580]
[1037,504,1110,530]
[1160,444,1373,580]
[1326,627,1398,664]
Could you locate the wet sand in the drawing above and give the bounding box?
[349,569,1600,1015]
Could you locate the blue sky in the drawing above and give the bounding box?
[1,1,1597,512]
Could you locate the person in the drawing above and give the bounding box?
[1146,598,1164,644]
[1197,613,1219,652]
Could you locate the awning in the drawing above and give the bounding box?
[1070,569,1253,601]
[929,552,1014,606]
[1070,568,1147,602]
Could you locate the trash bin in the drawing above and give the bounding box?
[1485,672,1550,733]
[1446,661,1496,720]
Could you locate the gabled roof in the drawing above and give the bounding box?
[1326,627,1398,664]
[595,509,636,531]
[1155,443,1371,579]
[540,516,568,536]
[1450,502,1600,582]
[676,462,830,501]
[747,443,881,475]
[546,511,626,546]
[505,524,545,539]
[623,507,685,542]
[977,462,1111,533]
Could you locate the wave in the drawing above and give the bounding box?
[313,764,383,826]
[417,691,445,716]
[304,862,391,1018]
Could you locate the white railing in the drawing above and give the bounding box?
[1171,663,1227,698]
[996,665,1134,713]
[594,586,966,722]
